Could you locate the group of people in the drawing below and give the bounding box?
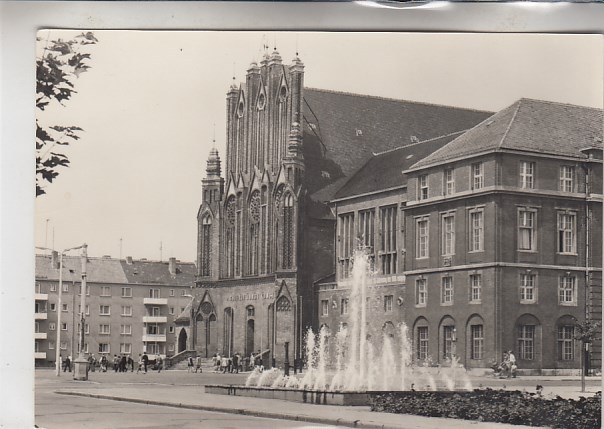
[70,352,164,374]
[187,355,203,373]
[492,350,517,378]
[211,351,263,374]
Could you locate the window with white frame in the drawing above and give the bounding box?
[99,305,110,315]
[149,288,160,299]
[168,344,175,352]
[50,283,57,292]
[341,298,349,315]
[380,206,397,275]
[49,322,56,331]
[518,325,535,360]
[121,305,132,316]
[415,279,427,306]
[471,325,484,359]
[416,218,429,259]
[469,210,484,252]
[181,290,187,296]
[151,307,161,317]
[50,303,56,312]
[520,273,536,303]
[444,168,455,195]
[559,275,576,305]
[471,162,483,190]
[169,326,174,334]
[120,343,132,354]
[518,209,536,251]
[557,212,576,254]
[441,277,453,304]
[441,214,455,256]
[338,213,355,279]
[48,341,55,349]
[120,324,132,335]
[62,283,69,292]
[558,325,574,361]
[417,327,429,360]
[99,324,110,335]
[169,307,175,315]
[519,161,535,189]
[384,295,393,312]
[320,300,329,317]
[469,274,482,302]
[78,323,89,334]
[62,303,68,312]
[98,343,110,353]
[121,287,132,298]
[60,341,67,350]
[559,166,574,192]
[180,307,185,313]
[100,286,111,296]
[79,284,89,295]
[418,175,429,200]
[170,289,175,297]
[78,343,89,353]
[358,209,375,266]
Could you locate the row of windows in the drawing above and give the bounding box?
[43,341,179,355]
[414,274,578,306]
[320,295,395,317]
[39,284,188,298]
[415,324,576,362]
[44,322,180,336]
[417,162,577,201]
[415,209,577,258]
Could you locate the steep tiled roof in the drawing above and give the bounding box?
[335,131,465,200]
[120,259,196,286]
[302,88,493,202]
[410,98,604,170]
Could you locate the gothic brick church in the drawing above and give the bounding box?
[186,49,492,367]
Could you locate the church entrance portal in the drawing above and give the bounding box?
[178,328,187,353]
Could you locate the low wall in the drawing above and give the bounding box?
[204,384,370,406]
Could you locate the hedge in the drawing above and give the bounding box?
[369,389,601,429]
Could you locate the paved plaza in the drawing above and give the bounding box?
[35,369,600,429]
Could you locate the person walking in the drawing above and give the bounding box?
[64,355,71,372]
[195,355,202,373]
[156,354,163,373]
[187,356,194,373]
[128,355,134,372]
[508,351,517,378]
[231,353,239,374]
[136,354,143,374]
[120,355,127,373]
[214,353,221,372]
[142,352,149,373]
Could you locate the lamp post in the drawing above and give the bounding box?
[73,244,89,380]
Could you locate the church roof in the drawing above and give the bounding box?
[120,259,196,286]
[301,88,493,203]
[408,98,604,171]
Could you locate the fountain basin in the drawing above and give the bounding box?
[204,384,370,406]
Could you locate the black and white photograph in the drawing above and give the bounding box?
[27,29,604,428]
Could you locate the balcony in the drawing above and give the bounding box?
[142,316,167,324]
[142,334,167,342]
[34,352,46,359]
[143,297,168,305]
[34,332,47,340]
[35,312,48,320]
[35,293,49,301]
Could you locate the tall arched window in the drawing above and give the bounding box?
[224,196,236,278]
[235,192,243,276]
[223,307,234,356]
[260,186,268,274]
[201,214,212,277]
[282,193,294,269]
[248,191,261,276]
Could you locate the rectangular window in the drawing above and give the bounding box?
[149,289,160,299]
[168,344,175,352]
[320,300,329,317]
[444,168,455,196]
[169,326,175,334]
[121,287,132,298]
[518,325,535,360]
[416,279,427,306]
[338,213,355,279]
[49,322,56,331]
[151,307,161,317]
[99,324,110,335]
[340,298,349,315]
[79,285,89,295]
[520,161,535,189]
[470,274,482,302]
[120,343,132,354]
[100,286,111,297]
[469,210,483,252]
[170,289,175,297]
[520,273,536,303]
[558,213,576,254]
[78,343,89,353]
[62,283,69,292]
[417,327,429,360]
[60,341,67,350]
[48,341,55,350]
[121,305,132,316]
[98,343,110,354]
[50,283,57,292]
[560,166,574,192]
[78,323,89,334]
[518,210,536,251]
[442,214,455,256]
[559,276,576,305]
[418,175,429,200]
[120,324,132,335]
[62,303,68,312]
[380,206,397,275]
[384,295,393,313]
[50,303,56,312]
[85,305,89,316]
[416,218,429,259]
[181,290,187,296]
[441,277,453,304]
[471,325,484,359]
[180,307,185,313]
[169,307,175,315]
[358,209,375,251]
[558,326,575,361]
[471,162,483,190]
[99,305,111,315]
[443,326,454,359]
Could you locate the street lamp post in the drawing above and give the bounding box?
[73,244,88,380]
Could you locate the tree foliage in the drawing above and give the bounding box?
[36,32,98,196]
[574,319,601,344]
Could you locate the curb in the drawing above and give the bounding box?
[54,390,402,429]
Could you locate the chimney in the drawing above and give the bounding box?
[169,257,176,276]
[126,256,133,265]
[51,250,59,269]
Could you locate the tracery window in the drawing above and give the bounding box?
[248,191,261,276]
[260,187,269,274]
[225,196,236,278]
[236,193,243,276]
[276,295,291,312]
[201,214,212,277]
[282,193,294,269]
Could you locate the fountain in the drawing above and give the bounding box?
[206,249,473,405]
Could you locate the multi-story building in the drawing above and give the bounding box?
[191,50,492,367]
[318,98,603,374]
[34,252,195,366]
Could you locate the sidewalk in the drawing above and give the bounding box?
[55,382,536,429]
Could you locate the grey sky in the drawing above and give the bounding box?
[35,31,603,262]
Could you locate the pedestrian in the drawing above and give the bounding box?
[187,356,194,373]
[113,355,119,372]
[88,355,96,373]
[142,352,149,373]
[195,355,202,373]
[136,354,143,374]
[156,354,163,373]
[231,353,239,374]
[100,355,107,372]
[120,355,127,373]
[128,355,134,372]
[221,355,228,373]
[214,353,221,372]
[508,350,517,378]
[250,352,255,370]
[64,355,71,372]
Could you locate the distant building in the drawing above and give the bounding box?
[35,252,195,366]
[319,98,603,374]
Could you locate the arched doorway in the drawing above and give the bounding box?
[178,328,188,353]
[246,319,255,356]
